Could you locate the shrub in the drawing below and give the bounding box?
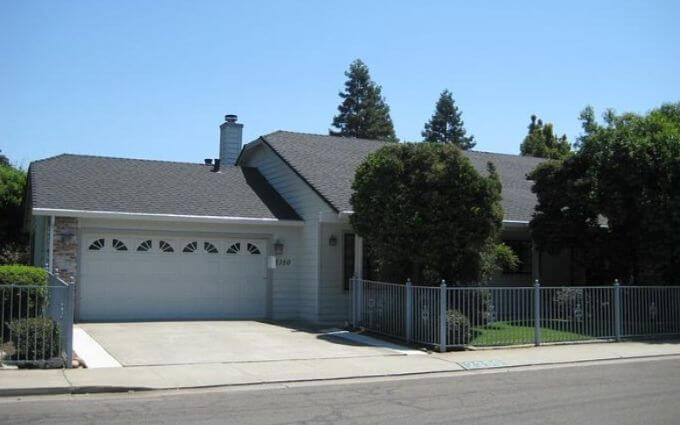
[552,288,586,321]
[350,142,505,284]
[0,265,49,323]
[449,287,493,326]
[447,309,471,345]
[0,265,48,286]
[7,318,62,363]
[0,341,16,364]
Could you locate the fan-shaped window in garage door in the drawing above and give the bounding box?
[159,240,174,253]
[88,239,105,251]
[112,239,128,251]
[226,242,241,254]
[183,241,198,253]
[247,243,261,255]
[137,240,152,252]
[204,242,218,254]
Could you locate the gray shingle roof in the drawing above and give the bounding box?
[29,154,301,221]
[258,131,546,221]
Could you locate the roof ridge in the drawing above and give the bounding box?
[267,130,389,144]
[466,150,546,160]
[28,153,70,165]
[268,131,543,157]
[30,153,208,166]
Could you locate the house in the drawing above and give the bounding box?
[25,115,573,323]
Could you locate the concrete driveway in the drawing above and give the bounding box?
[76,321,409,367]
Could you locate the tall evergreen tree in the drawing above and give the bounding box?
[422,90,475,149]
[330,59,397,142]
[520,115,571,160]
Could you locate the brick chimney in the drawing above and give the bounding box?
[219,114,243,169]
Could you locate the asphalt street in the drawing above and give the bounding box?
[2,357,679,425]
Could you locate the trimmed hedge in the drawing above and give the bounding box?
[1,265,50,333]
[0,265,48,286]
[7,317,62,362]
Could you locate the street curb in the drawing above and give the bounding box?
[2,353,679,397]
[0,385,153,397]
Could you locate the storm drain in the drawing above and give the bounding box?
[459,359,508,369]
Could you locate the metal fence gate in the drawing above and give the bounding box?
[1,273,74,367]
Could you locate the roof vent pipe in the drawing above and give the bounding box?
[219,114,243,168]
[212,158,220,172]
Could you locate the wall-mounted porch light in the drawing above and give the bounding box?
[329,234,337,247]
[274,240,284,255]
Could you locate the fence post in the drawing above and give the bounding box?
[405,278,413,342]
[356,277,363,328]
[64,279,74,368]
[439,280,447,353]
[350,276,356,327]
[534,279,541,346]
[613,279,622,342]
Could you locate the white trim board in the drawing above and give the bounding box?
[32,208,304,227]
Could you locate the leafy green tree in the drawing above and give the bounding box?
[0,160,27,263]
[529,155,610,283]
[520,115,571,159]
[530,103,680,284]
[330,59,397,142]
[0,150,9,167]
[422,90,476,149]
[350,142,516,284]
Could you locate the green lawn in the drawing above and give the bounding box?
[469,321,591,346]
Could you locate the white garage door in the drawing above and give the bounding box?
[79,232,268,321]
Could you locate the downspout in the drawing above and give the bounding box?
[48,215,55,273]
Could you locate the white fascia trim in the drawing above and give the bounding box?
[32,208,304,227]
[502,220,530,228]
[338,210,530,227]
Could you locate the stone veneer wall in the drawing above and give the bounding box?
[53,217,78,284]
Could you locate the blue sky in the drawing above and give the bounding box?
[2,1,679,168]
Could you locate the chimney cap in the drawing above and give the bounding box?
[224,114,238,123]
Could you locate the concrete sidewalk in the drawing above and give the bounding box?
[2,340,679,396]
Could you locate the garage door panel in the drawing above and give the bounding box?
[79,233,267,322]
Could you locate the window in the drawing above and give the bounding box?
[226,242,241,254]
[505,240,532,274]
[137,240,152,252]
[88,238,105,251]
[204,242,218,254]
[183,241,198,253]
[159,240,174,253]
[112,239,128,251]
[343,234,355,291]
[246,243,261,255]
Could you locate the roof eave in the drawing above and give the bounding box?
[502,220,530,228]
[31,208,304,227]
[339,210,530,227]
